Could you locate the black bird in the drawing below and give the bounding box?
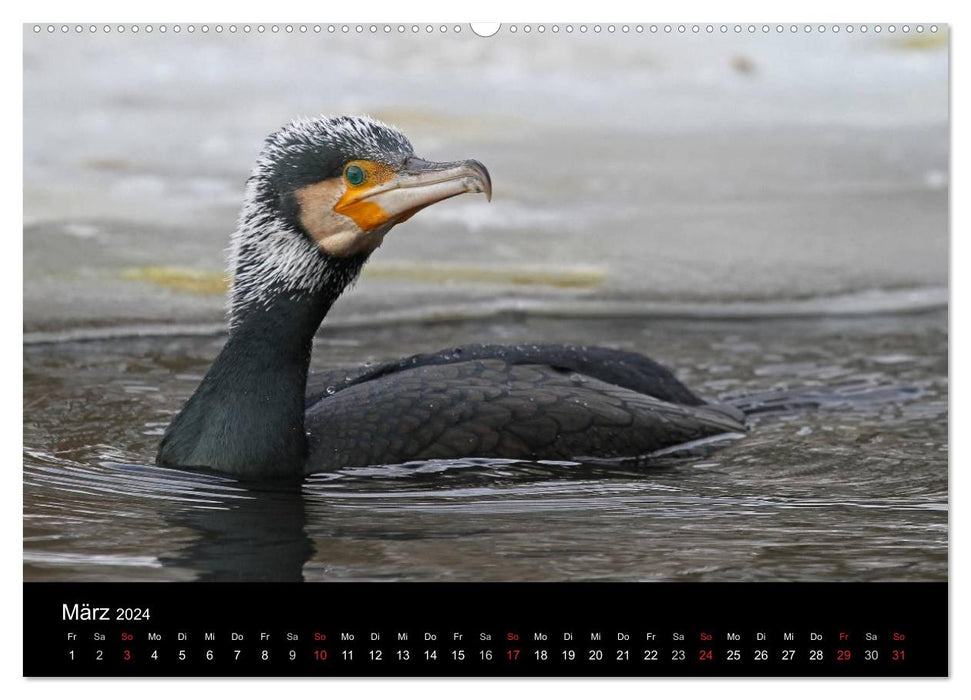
[158,115,746,479]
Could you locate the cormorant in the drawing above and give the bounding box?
[157,115,746,479]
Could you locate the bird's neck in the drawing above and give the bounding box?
[158,252,365,479]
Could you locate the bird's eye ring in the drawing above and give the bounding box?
[345,164,366,186]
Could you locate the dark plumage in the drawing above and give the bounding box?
[304,345,744,472]
[157,116,746,480]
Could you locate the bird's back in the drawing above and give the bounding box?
[304,345,746,472]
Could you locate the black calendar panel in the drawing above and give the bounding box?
[24,582,946,677]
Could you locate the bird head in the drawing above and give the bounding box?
[230,115,491,320]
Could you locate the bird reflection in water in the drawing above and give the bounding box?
[161,482,313,582]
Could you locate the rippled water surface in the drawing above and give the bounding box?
[23,313,947,582]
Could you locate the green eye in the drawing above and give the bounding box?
[345,165,366,186]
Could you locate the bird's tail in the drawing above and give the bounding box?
[722,380,924,418]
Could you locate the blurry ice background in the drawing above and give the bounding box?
[23,26,947,333]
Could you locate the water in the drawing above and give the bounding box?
[23,312,948,582]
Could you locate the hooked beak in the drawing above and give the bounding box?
[336,157,492,232]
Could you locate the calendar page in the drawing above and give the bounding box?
[22,20,948,677]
